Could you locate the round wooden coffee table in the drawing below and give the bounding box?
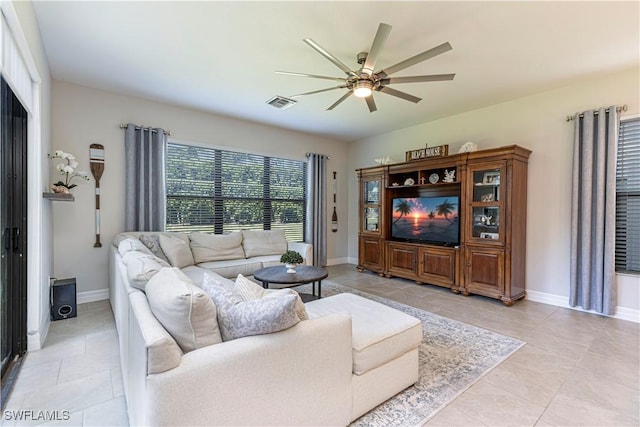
[253,265,328,302]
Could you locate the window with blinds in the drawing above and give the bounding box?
[166,143,306,242]
[616,117,640,273]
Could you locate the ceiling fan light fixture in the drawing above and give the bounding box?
[353,80,373,98]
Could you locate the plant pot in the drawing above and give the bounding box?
[51,185,70,194]
[285,263,297,274]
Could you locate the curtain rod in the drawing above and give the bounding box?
[119,123,172,136]
[566,105,628,122]
[306,152,331,160]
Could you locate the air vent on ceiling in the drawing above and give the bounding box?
[266,96,297,110]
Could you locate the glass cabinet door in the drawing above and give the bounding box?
[364,180,379,204]
[362,177,381,234]
[470,167,502,240]
[364,207,380,232]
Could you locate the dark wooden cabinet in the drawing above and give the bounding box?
[386,242,417,277]
[358,236,384,274]
[462,147,530,305]
[356,145,530,305]
[417,246,457,289]
[357,168,385,275]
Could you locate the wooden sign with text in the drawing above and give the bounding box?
[405,144,449,161]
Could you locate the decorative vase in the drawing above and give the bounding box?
[285,263,297,274]
[51,185,70,194]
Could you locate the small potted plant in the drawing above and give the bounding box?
[280,250,303,273]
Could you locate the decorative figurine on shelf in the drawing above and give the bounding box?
[443,169,456,183]
[404,178,415,186]
[374,156,394,165]
[458,142,478,153]
[481,215,493,225]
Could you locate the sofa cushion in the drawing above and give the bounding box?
[118,237,153,257]
[159,234,195,268]
[197,259,263,279]
[203,272,299,341]
[129,291,183,374]
[145,267,222,352]
[306,293,422,375]
[122,251,171,291]
[138,234,170,263]
[235,274,308,321]
[241,229,287,258]
[189,232,245,264]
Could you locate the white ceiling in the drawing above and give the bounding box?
[33,1,639,142]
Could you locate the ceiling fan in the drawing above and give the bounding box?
[276,23,455,112]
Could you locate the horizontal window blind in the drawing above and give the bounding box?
[616,117,640,273]
[166,143,306,242]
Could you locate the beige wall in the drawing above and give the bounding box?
[347,66,640,315]
[50,81,349,294]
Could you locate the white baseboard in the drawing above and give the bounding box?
[27,320,49,351]
[326,257,351,266]
[77,289,110,304]
[526,290,640,323]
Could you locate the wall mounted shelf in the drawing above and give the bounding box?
[43,192,74,202]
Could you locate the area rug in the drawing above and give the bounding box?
[296,281,525,427]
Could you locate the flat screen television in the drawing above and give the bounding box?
[390,196,460,245]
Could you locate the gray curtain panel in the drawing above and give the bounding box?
[124,124,168,231]
[305,153,327,266]
[570,107,618,315]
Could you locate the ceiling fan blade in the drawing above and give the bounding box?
[365,95,377,112]
[381,74,456,84]
[378,42,452,78]
[303,38,357,77]
[291,85,347,98]
[327,91,353,110]
[378,86,422,103]
[362,23,392,76]
[275,71,347,82]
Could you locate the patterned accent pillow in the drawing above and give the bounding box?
[234,274,309,321]
[139,234,170,263]
[203,272,299,341]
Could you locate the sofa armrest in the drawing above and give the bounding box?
[288,241,313,266]
[145,313,353,427]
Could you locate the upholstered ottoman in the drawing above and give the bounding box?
[305,293,422,419]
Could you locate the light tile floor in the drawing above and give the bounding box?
[3,264,639,426]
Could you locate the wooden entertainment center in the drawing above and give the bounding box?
[356,145,531,306]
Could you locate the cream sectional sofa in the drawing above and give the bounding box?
[109,230,422,426]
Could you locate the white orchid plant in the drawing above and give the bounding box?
[48,150,90,189]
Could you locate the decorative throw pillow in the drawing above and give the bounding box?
[118,237,153,257]
[145,267,222,352]
[158,234,195,268]
[122,251,171,290]
[189,232,245,263]
[203,272,299,341]
[139,234,170,263]
[234,274,308,321]
[241,229,287,258]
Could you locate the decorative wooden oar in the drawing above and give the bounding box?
[331,171,338,232]
[89,144,105,248]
